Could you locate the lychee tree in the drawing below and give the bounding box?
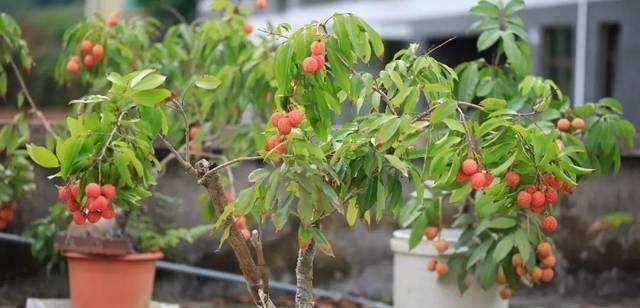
[56,3,276,158]
[20,1,637,308]
[0,13,46,230]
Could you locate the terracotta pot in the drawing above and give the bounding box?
[65,251,163,308]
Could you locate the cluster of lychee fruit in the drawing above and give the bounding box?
[556,117,585,132]
[265,108,304,154]
[302,40,326,73]
[58,182,117,224]
[456,158,494,190]
[516,243,556,282]
[0,201,17,230]
[66,40,105,74]
[423,226,450,276]
[513,172,573,232]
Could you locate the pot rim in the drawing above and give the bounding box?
[63,250,164,261]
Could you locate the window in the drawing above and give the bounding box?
[542,27,575,95]
[599,23,620,97]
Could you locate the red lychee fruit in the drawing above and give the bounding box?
[302,56,319,73]
[85,183,101,198]
[461,159,479,176]
[557,118,570,131]
[287,109,304,126]
[310,40,325,56]
[541,215,558,233]
[571,117,585,130]
[505,171,520,187]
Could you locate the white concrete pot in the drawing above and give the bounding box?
[390,228,508,308]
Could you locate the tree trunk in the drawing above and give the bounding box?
[295,242,316,308]
[196,160,263,305]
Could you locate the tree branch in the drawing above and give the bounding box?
[195,159,262,305]
[7,56,58,138]
[157,134,198,178]
[295,241,316,308]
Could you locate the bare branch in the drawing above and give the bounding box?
[157,134,198,178]
[7,57,58,138]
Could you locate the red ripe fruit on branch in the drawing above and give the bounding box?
[102,206,115,219]
[83,54,95,68]
[505,171,520,187]
[80,40,93,53]
[93,196,108,212]
[101,184,116,199]
[434,240,449,254]
[256,0,266,9]
[511,253,523,267]
[531,191,546,208]
[107,12,119,27]
[537,242,552,258]
[424,226,438,240]
[302,56,319,73]
[541,268,554,282]
[92,44,104,60]
[58,186,72,201]
[66,60,80,74]
[313,55,325,69]
[310,40,325,56]
[270,112,285,127]
[517,191,532,208]
[525,184,537,194]
[241,228,251,240]
[277,117,293,135]
[461,159,478,176]
[545,187,558,204]
[67,200,80,212]
[516,266,527,277]
[456,169,468,182]
[87,211,101,223]
[470,173,486,189]
[266,135,282,151]
[571,117,585,130]
[542,255,556,268]
[483,171,494,188]
[541,215,558,232]
[243,23,254,34]
[531,266,543,282]
[72,212,86,224]
[499,287,513,300]
[435,262,448,276]
[287,109,304,126]
[234,216,247,229]
[563,182,575,193]
[556,118,570,131]
[85,183,101,198]
[427,259,437,271]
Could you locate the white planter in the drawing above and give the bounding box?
[390,229,508,308]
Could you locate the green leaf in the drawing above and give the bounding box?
[26,144,59,168]
[514,228,532,263]
[195,75,221,90]
[493,234,514,262]
[430,99,457,123]
[131,89,171,106]
[478,252,498,290]
[467,240,493,269]
[488,217,517,229]
[409,212,428,250]
[132,73,166,91]
[310,227,334,257]
[477,29,501,51]
[384,154,409,177]
[129,69,155,88]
